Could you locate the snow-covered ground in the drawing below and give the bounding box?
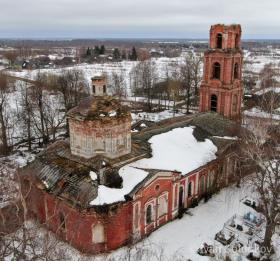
[131,109,185,123]
[254,86,280,95]
[6,55,187,96]
[35,180,280,261]
[90,182,277,261]
[136,184,251,261]
[245,50,280,73]
[244,107,280,121]
[3,169,279,260]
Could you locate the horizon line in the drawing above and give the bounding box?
[0,37,280,41]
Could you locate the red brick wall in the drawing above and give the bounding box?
[69,114,132,158]
[22,155,236,254]
[132,172,180,238]
[199,24,243,120]
[210,24,242,49]
[22,180,133,254]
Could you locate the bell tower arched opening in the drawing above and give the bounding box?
[216,33,223,49]
[212,62,221,79]
[234,63,239,79]
[210,94,218,112]
[235,34,240,48]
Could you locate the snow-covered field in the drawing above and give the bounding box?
[244,107,280,121]
[6,56,187,96]
[254,86,280,95]
[244,49,280,73]
[131,109,185,123]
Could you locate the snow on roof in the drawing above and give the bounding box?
[91,72,104,78]
[244,107,280,121]
[90,126,217,206]
[132,126,217,174]
[89,171,97,181]
[213,136,238,140]
[90,166,148,205]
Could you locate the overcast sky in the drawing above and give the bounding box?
[1,0,280,39]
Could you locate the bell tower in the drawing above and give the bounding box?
[199,24,243,120]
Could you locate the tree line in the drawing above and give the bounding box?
[0,70,89,156]
[129,52,203,113]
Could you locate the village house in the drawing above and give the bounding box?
[20,24,244,254]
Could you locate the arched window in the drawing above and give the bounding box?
[235,34,240,48]
[158,194,168,217]
[210,94,218,112]
[212,62,221,79]
[232,94,238,113]
[174,184,178,208]
[216,33,223,49]
[103,85,106,93]
[92,223,105,244]
[188,181,193,197]
[179,186,184,209]
[234,63,239,79]
[146,204,153,224]
[92,85,96,94]
[199,176,205,194]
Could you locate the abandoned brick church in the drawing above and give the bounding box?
[20,24,244,254]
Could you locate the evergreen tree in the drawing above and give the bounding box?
[86,47,91,56]
[94,46,100,55]
[121,50,127,60]
[130,46,138,61]
[113,48,121,60]
[100,45,105,55]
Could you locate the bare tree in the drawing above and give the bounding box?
[0,73,10,155]
[54,69,89,135]
[179,53,203,113]
[167,80,181,116]
[43,93,66,141]
[3,51,18,68]
[56,69,89,112]
[259,63,277,90]
[18,81,33,151]
[110,70,127,99]
[0,170,70,261]
[243,59,257,94]
[239,92,280,260]
[31,72,49,145]
[130,60,158,111]
[240,129,279,259]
